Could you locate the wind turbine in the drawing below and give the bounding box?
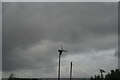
[58,44,67,80]
[58,44,67,55]
[99,68,105,79]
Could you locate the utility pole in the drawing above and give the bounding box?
[58,44,67,80]
[70,62,72,80]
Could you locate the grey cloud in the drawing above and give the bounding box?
[3,2,117,49]
[3,41,59,71]
[2,2,118,74]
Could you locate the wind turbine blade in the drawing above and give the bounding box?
[63,50,67,52]
[61,44,63,50]
[100,68,105,73]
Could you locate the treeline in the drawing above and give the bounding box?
[91,69,120,80]
[1,69,120,80]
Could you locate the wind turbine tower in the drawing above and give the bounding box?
[58,44,67,80]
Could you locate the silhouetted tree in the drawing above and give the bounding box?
[8,73,16,80]
[91,69,120,80]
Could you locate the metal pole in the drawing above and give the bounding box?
[58,53,61,80]
[70,62,72,80]
[100,72,103,80]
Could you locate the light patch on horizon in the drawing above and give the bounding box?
[61,49,118,77]
[2,49,118,78]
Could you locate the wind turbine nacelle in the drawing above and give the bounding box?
[58,50,67,52]
[58,50,62,53]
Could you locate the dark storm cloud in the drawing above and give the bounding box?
[2,2,118,72]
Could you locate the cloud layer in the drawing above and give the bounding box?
[2,2,118,78]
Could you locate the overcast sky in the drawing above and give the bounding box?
[2,2,118,78]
